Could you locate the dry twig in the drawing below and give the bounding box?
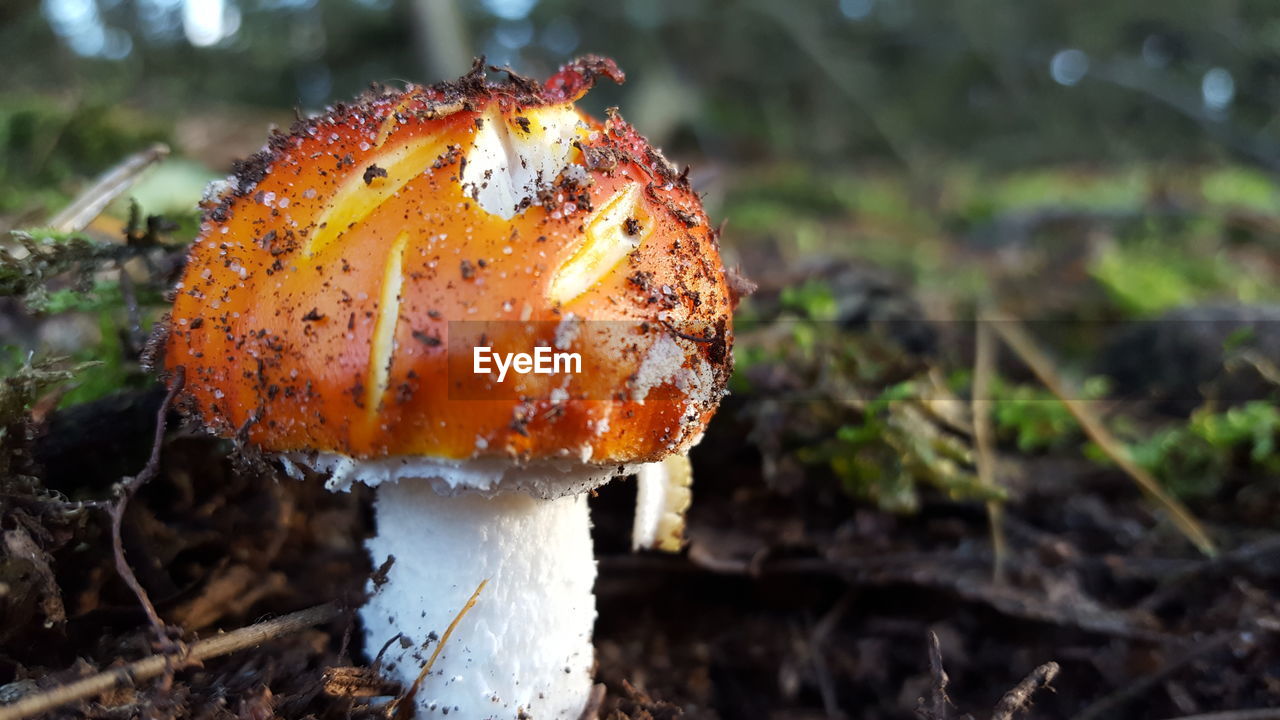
[807,593,854,719]
[924,631,950,720]
[0,603,341,720]
[991,661,1060,720]
[988,312,1216,556]
[387,578,488,719]
[973,314,1007,582]
[45,143,170,234]
[107,368,184,645]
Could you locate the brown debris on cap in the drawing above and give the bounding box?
[162,57,734,466]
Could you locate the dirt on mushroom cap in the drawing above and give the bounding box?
[160,57,735,465]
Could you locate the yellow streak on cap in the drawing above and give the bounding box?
[304,135,448,258]
[365,231,410,418]
[547,182,652,305]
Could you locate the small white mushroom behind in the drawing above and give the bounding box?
[632,453,694,552]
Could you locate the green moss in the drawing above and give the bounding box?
[779,279,838,321]
[1089,401,1280,499]
[57,313,133,407]
[802,380,1000,513]
[982,168,1148,213]
[1201,167,1280,213]
[986,376,1109,453]
[1089,235,1272,316]
[0,229,150,308]
[0,352,99,478]
[37,281,163,315]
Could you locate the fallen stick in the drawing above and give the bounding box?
[46,143,170,234]
[988,312,1216,556]
[108,368,184,644]
[926,631,950,720]
[0,603,341,720]
[972,313,1008,583]
[387,579,488,719]
[991,661,1060,720]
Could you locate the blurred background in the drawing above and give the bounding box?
[2,2,1280,719]
[5,0,1280,330]
[11,0,1280,164]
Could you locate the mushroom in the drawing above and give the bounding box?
[157,58,736,719]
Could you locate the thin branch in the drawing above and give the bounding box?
[108,368,185,642]
[1138,535,1280,613]
[665,547,1169,641]
[991,662,1060,720]
[972,314,1007,583]
[809,594,854,720]
[925,631,950,720]
[987,313,1216,557]
[388,579,488,719]
[46,143,170,234]
[752,0,920,175]
[0,603,341,720]
[1090,61,1280,175]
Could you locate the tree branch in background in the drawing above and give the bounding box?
[751,0,921,176]
[1091,60,1280,175]
[409,0,471,81]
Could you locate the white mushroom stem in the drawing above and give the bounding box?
[362,479,596,719]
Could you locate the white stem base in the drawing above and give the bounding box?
[362,480,596,719]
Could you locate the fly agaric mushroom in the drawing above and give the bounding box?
[157,57,734,719]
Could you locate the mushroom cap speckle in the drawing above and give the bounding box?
[161,57,734,466]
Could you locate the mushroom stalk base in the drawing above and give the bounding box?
[362,480,596,719]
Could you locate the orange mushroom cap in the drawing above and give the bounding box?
[159,58,734,468]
